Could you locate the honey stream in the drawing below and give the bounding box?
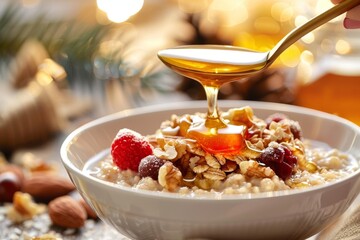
[158,45,267,154]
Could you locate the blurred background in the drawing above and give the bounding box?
[1,0,360,156]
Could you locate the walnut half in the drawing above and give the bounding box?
[240,160,275,178]
[158,162,182,192]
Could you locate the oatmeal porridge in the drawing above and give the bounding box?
[85,106,358,196]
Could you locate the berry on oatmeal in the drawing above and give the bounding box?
[289,121,302,139]
[258,145,297,180]
[283,146,298,167]
[266,113,302,140]
[277,162,293,181]
[265,113,288,127]
[111,128,153,171]
[138,155,166,180]
[259,146,285,163]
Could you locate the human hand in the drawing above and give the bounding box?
[331,0,360,29]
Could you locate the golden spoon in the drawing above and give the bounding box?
[158,0,360,79]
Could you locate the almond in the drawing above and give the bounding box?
[22,173,75,202]
[48,196,86,228]
[78,198,98,219]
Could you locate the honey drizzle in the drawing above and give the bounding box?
[158,45,267,154]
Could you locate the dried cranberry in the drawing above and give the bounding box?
[0,172,21,203]
[285,155,298,166]
[289,121,302,139]
[138,155,166,180]
[283,146,298,166]
[258,145,297,180]
[277,162,293,180]
[282,146,292,156]
[258,146,285,164]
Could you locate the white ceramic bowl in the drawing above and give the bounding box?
[61,100,360,240]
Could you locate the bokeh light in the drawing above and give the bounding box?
[335,40,351,55]
[177,0,210,14]
[207,0,248,27]
[96,0,144,23]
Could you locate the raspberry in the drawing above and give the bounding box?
[111,128,153,171]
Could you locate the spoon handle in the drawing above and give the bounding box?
[268,0,360,65]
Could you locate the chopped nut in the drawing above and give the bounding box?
[156,136,166,149]
[240,160,275,178]
[246,139,265,151]
[178,114,192,137]
[23,232,63,240]
[174,139,187,160]
[158,162,182,192]
[223,106,254,126]
[153,139,187,161]
[268,121,292,142]
[153,144,177,160]
[7,192,46,223]
[12,152,55,173]
[161,126,180,136]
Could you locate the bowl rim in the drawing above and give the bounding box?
[60,100,360,201]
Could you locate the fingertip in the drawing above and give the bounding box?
[344,18,360,29]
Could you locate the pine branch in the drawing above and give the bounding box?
[0,3,173,102]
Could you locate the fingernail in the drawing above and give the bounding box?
[344,18,360,29]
